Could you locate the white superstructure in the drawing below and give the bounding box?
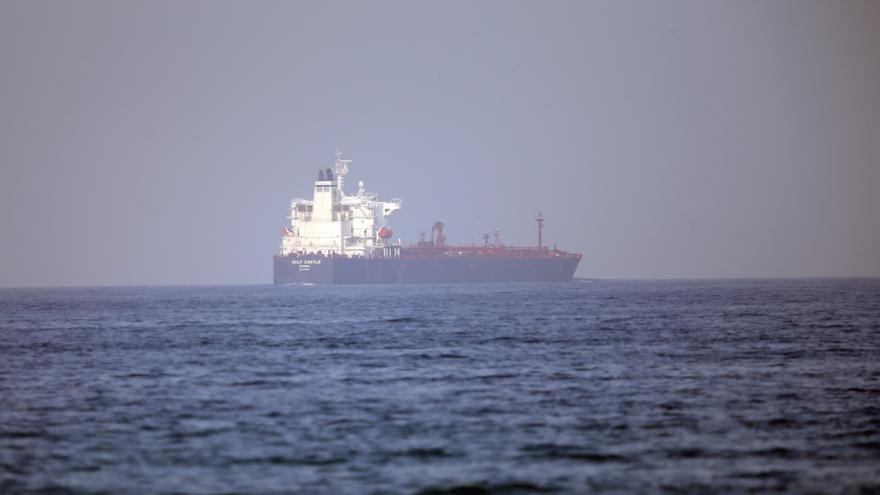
[280,150,401,258]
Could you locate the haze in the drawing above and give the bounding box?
[1,0,878,287]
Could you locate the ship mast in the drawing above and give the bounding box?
[535,212,545,250]
[333,148,350,194]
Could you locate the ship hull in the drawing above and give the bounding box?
[273,255,580,285]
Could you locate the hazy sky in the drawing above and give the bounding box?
[1,0,878,286]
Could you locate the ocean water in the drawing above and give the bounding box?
[1,279,879,494]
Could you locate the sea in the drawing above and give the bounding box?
[1,279,879,494]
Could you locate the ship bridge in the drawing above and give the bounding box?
[280,150,401,258]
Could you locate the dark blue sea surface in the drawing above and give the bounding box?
[1,279,879,494]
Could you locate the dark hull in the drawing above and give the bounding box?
[273,255,580,285]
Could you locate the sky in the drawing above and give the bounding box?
[1,0,879,286]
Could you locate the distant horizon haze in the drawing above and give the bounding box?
[2,1,879,287]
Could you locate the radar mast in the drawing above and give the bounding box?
[333,148,351,194]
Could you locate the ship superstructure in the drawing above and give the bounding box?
[274,151,581,284]
[280,150,401,258]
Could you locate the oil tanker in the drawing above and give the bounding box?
[273,151,581,284]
